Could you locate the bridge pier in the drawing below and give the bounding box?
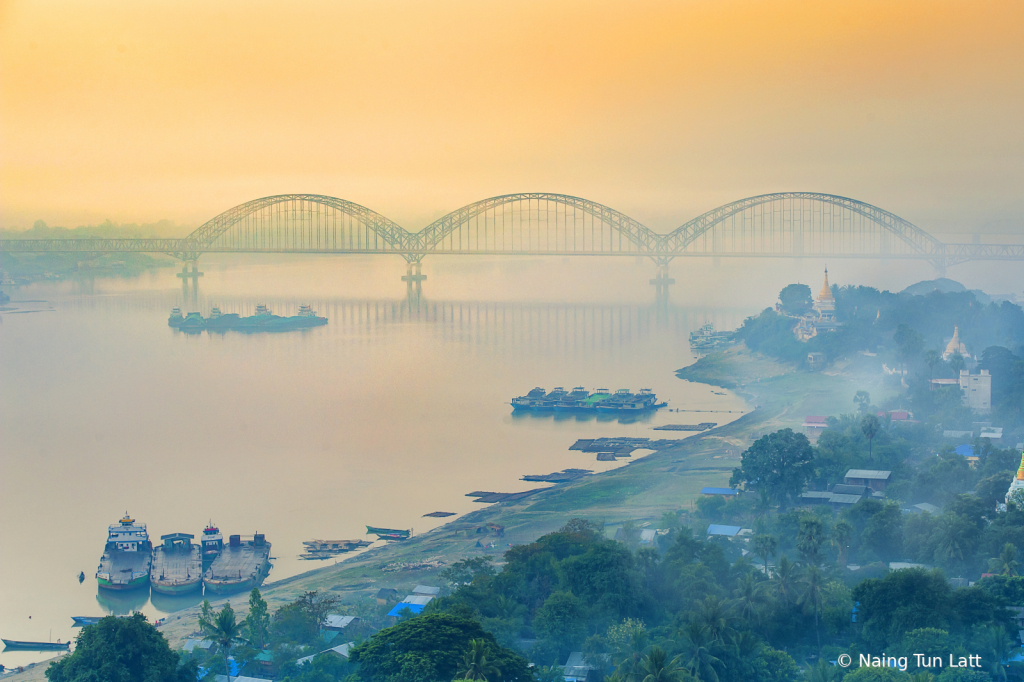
[649,261,675,303]
[402,261,426,301]
[176,261,203,304]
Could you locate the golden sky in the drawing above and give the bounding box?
[2,0,1022,233]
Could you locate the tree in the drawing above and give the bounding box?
[296,590,341,629]
[933,514,978,576]
[730,574,768,624]
[990,543,1020,577]
[679,622,721,682]
[750,647,799,682]
[752,534,778,574]
[861,414,881,459]
[797,516,826,565]
[841,668,911,681]
[804,658,843,682]
[348,612,533,682]
[948,353,966,377]
[245,588,270,650]
[799,566,826,651]
[201,602,243,682]
[771,556,799,605]
[637,646,689,682]
[894,324,925,373]
[729,429,815,509]
[45,613,197,682]
[534,591,587,660]
[863,502,905,563]
[456,639,502,681]
[854,391,872,414]
[779,284,813,315]
[606,618,649,681]
[924,350,941,381]
[832,521,853,568]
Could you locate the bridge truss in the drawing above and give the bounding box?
[2,192,1021,273]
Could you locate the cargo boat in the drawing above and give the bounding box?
[71,616,103,627]
[201,522,224,561]
[689,323,733,350]
[511,387,547,410]
[365,526,412,540]
[511,387,661,413]
[150,533,203,595]
[168,304,327,332]
[96,514,152,591]
[203,533,272,594]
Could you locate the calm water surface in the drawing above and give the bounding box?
[0,256,756,666]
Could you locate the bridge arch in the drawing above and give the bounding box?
[183,194,411,255]
[662,192,944,261]
[413,193,663,255]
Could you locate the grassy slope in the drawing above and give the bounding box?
[149,344,895,652]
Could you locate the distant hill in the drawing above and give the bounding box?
[902,278,992,304]
[901,278,968,295]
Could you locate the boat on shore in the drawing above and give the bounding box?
[71,616,103,627]
[150,533,202,595]
[96,514,152,591]
[365,526,412,540]
[1,639,69,651]
[203,533,272,594]
[169,304,327,333]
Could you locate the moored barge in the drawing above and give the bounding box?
[203,533,272,594]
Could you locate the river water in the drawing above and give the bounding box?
[0,254,763,666]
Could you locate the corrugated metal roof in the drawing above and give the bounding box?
[700,487,738,495]
[413,585,440,595]
[845,469,891,480]
[325,615,358,629]
[387,603,425,616]
[707,524,741,536]
[829,494,862,505]
[401,595,435,606]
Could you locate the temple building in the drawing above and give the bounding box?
[1005,454,1024,507]
[795,269,842,341]
[942,326,970,361]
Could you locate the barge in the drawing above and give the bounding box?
[511,387,662,413]
[366,526,412,540]
[150,533,203,595]
[169,305,327,333]
[203,533,272,594]
[96,514,152,591]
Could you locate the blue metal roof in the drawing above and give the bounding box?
[387,603,425,617]
[707,524,742,537]
[954,444,976,456]
[701,487,738,495]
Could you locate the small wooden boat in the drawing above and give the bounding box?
[2,638,70,651]
[71,616,103,626]
[365,526,411,539]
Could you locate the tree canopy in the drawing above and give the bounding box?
[46,613,197,682]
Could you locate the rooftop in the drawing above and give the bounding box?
[700,487,738,496]
[707,524,741,537]
[845,469,892,480]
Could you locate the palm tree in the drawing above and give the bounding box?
[692,595,735,645]
[729,574,767,624]
[975,625,1019,682]
[751,534,777,575]
[989,543,1020,577]
[909,673,935,682]
[679,623,721,682]
[455,639,501,681]
[771,556,798,605]
[923,350,941,381]
[611,620,649,682]
[201,603,243,682]
[861,414,880,459]
[831,521,852,569]
[799,565,827,651]
[934,514,972,576]
[805,659,844,682]
[949,353,966,376]
[638,646,689,682]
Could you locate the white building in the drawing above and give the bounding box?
[959,369,991,412]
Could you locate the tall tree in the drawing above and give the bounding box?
[245,588,270,650]
[637,646,688,682]
[729,429,815,509]
[832,520,853,569]
[202,603,243,682]
[455,639,501,682]
[861,414,881,459]
[797,516,826,566]
[778,284,813,315]
[751,534,777,575]
[989,543,1020,577]
[799,566,827,651]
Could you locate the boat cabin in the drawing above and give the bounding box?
[106,515,148,551]
[160,533,194,551]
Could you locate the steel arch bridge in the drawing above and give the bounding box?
[2,192,1022,273]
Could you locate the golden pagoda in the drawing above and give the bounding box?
[813,268,835,317]
[818,268,834,302]
[1004,452,1024,507]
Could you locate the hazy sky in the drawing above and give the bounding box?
[2,0,1022,234]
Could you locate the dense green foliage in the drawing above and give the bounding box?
[348,612,533,682]
[45,613,197,682]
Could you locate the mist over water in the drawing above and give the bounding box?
[0,254,1019,667]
